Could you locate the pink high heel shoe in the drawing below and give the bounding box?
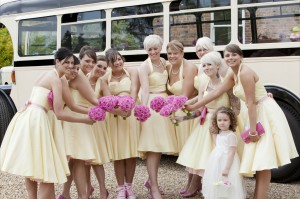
[125,183,136,199]
[88,186,94,199]
[57,195,66,199]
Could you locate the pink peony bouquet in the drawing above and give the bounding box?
[118,96,135,112]
[150,96,166,112]
[47,91,54,109]
[88,106,106,121]
[134,105,151,122]
[159,104,176,117]
[172,96,188,110]
[98,96,119,111]
[166,95,176,104]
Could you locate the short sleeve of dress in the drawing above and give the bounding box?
[227,132,237,147]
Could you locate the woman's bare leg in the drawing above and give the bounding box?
[25,178,37,199]
[124,158,136,184]
[92,165,108,198]
[254,170,271,199]
[146,152,162,199]
[60,159,74,199]
[114,160,125,186]
[73,159,88,199]
[39,182,55,199]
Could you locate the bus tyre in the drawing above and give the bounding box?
[0,89,17,146]
[266,86,300,183]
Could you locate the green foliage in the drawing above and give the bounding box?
[111,20,140,50]
[0,27,13,68]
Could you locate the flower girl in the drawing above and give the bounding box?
[202,106,245,199]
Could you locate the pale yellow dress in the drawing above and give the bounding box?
[63,70,100,162]
[138,58,178,158]
[0,86,68,183]
[176,81,230,176]
[107,69,140,160]
[167,63,194,152]
[233,64,298,175]
[89,77,113,164]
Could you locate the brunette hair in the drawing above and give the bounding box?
[105,48,125,65]
[210,106,237,134]
[73,55,80,65]
[97,55,107,62]
[54,47,73,64]
[167,40,184,53]
[224,44,243,57]
[79,45,97,62]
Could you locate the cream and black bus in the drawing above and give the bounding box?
[0,0,299,182]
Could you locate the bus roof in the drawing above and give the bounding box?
[0,0,112,16]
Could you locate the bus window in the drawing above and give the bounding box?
[61,10,106,53]
[239,4,300,44]
[18,16,57,56]
[178,0,230,9]
[170,10,232,46]
[111,3,163,51]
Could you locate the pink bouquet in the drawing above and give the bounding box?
[47,90,54,109]
[159,104,176,117]
[166,95,176,104]
[172,96,188,110]
[134,105,151,122]
[150,96,166,112]
[88,106,106,121]
[118,96,135,112]
[98,96,119,111]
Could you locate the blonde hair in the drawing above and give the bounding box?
[210,106,237,134]
[195,37,214,52]
[143,34,163,50]
[201,51,222,66]
[166,40,184,53]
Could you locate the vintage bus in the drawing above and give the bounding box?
[0,0,299,182]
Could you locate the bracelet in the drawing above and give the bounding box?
[249,131,258,136]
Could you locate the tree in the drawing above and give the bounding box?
[0,27,13,68]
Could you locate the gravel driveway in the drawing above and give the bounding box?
[1,155,299,199]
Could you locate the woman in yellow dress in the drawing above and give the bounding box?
[138,35,178,199]
[185,44,298,199]
[0,48,93,199]
[177,52,231,197]
[166,40,198,153]
[86,55,113,199]
[62,47,101,199]
[103,48,140,199]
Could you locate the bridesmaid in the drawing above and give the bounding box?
[103,48,140,199]
[138,35,178,199]
[87,55,113,199]
[177,52,231,198]
[185,44,298,199]
[166,40,197,152]
[62,47,101,199]
[0,47,93,199]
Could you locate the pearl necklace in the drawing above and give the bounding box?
[112,71,124,79]
[171,67,180,75]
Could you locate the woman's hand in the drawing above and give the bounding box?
[169,115,185,124]
[84,117,95,125]
[248,131,260,142]
[184,104,195,112]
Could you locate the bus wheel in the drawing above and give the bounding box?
[266,86,300,183]
[0,89,17,146]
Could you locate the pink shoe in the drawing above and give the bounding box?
[88,186,94,199]
[57,195,66,199]
[125,183,136,199]
[117,186,127,199]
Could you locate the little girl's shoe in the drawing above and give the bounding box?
[125,183,136,199]
[117,185,127,199]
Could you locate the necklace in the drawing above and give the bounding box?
[171,67,180,75]
[112,71,124,79]
[151,61,162,69]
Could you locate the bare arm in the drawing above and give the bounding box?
[61,78,88,114]
[51,76,93,124]
[222,146,236,176]
[127,67,140,102]
[240,66,259,142]
[138,61,150,105]
[100,79,111,96]
[185,74,235,111]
